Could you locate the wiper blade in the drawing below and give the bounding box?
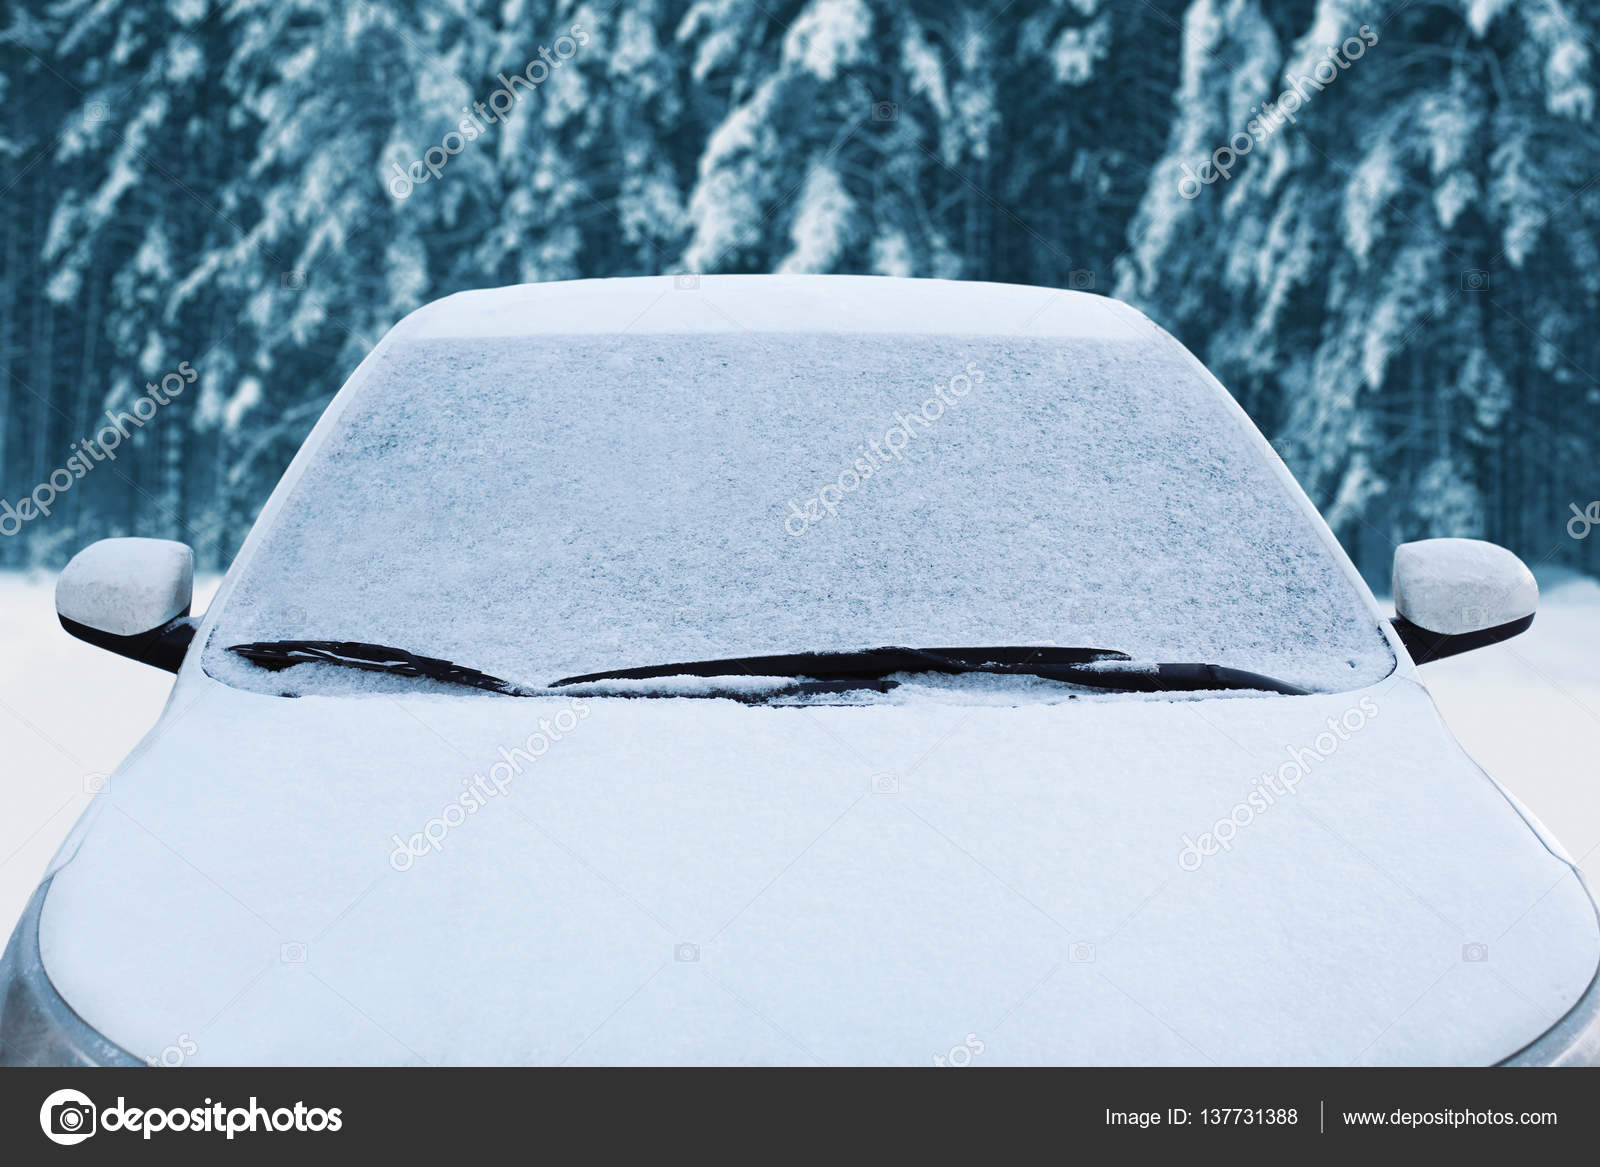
[561,677,902,703]
[228,640,536,697]
[229,642,1306,700]
[1066,661,1308,696]
[228,641,899,703]
[550,646,1307,696]
[550,645,1128,687]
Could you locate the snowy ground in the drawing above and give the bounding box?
[1,569,1597,943]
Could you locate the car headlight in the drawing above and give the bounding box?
[1503,967,1600,1066]
[0,880,139,1066]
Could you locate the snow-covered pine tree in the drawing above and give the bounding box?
[468,0,690,285]
[679,0,1184,287]
[24,0,227,558]
[4,0,1596,578]
[1117,0,1600,577]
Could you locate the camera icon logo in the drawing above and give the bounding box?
[280,269,309,290]
[1067,269,1096,291]
[280,941,308,963]
[673,273,700,291]
[1462,942,1489,962]
[40,1088,97,1145]
[83,771,110,794]
[1461,269,1490,292]
[870,100,899,122]
[474,435,520,461]
[872,774,899,794]
[674,942,700,962]
[1069,942,1096,963]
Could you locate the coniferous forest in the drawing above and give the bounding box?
[2,0,1598,580]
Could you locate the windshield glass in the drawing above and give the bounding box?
[203,331,1393,695]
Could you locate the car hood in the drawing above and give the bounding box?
[38,671,1599,1065]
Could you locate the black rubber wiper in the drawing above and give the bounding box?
[227,641,898,704]
[1066,661,1308,695]
[228,640,536,697]
[550,645,1126,687]
[550,645,1307,696]
[552,644,1129,687]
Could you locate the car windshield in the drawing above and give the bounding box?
[203,330,1394,695]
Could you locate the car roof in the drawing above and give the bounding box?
[395,274,1157,341]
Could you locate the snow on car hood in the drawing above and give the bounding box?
[38,671,1598,1065]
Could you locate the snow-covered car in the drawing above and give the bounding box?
[2,276,1595,1066]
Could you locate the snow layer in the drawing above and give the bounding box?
[35,664,1598,1066]
[5,572,1598,1065]
[398,275,1149,338]
[55,538,193,637]
[1393,537,1538,633]
[203,329,1393,694]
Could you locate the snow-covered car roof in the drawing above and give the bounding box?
[395,274,1152,339]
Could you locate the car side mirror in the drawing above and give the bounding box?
[1391,538,1537,664]
[56,538,199,672]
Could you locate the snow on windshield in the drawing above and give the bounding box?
[204,331,1393,693]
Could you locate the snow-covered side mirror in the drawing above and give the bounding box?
[1391,538,1537,664]
[56,538,198,673]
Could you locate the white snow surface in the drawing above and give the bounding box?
[33,654,1598,1066]
[4,570,1599,1066]
[1394,537,1538,634]
[55,537,193,637]
[202,327,1393,694]
[399,275,1149,339]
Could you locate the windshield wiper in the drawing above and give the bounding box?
[230,641,1307,700]
[228,640,536,697]
[551,645,1123,686]
[229,640,900,704]
[1072,661,1308,695]
[550,645,1307,696]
